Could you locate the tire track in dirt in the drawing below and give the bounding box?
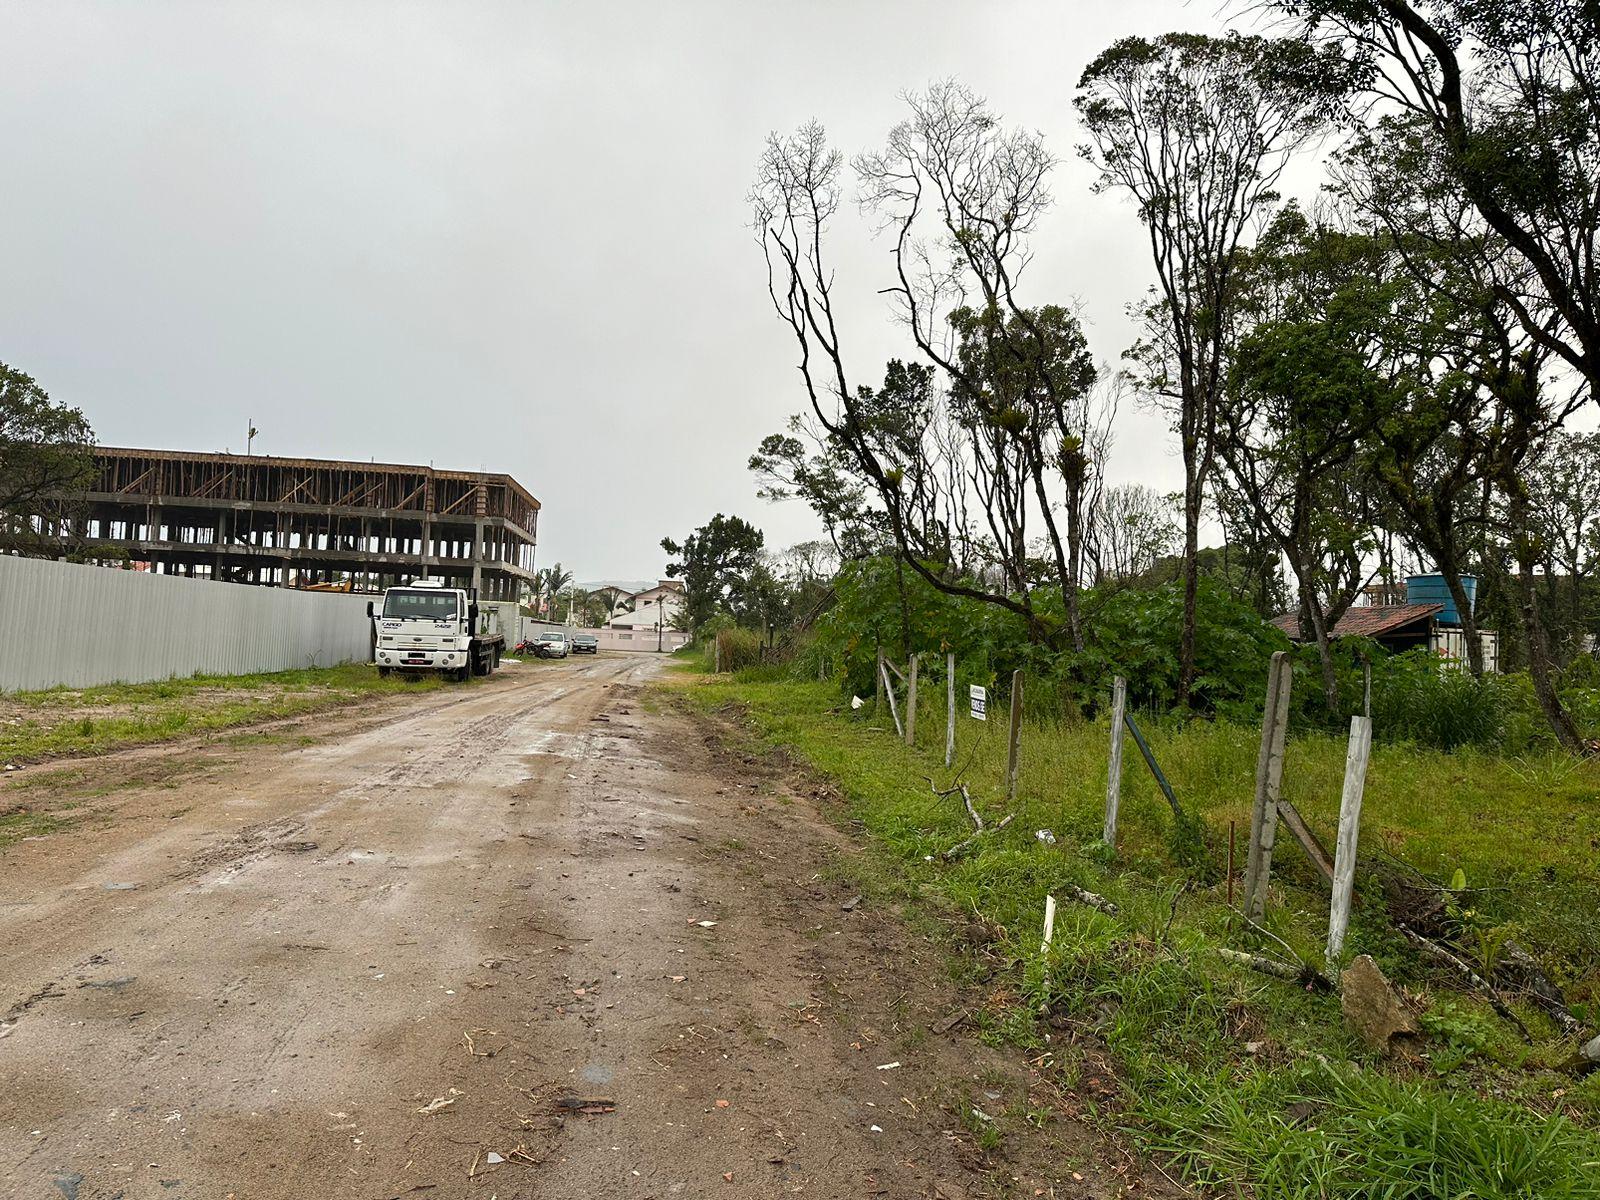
[0,657,1174,1199]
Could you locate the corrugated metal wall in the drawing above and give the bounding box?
[0,556,375,692]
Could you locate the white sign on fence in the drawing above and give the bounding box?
[969,684,988,721]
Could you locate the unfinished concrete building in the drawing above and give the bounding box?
[69,447,538,601]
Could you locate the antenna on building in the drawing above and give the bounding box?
[246,419,259,456]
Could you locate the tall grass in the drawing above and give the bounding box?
[1141,1062,1600,1199]
[667,669,1600,1193]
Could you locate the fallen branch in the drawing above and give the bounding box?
[958,785,984,832]
[1399,925,1532,1043]
[943,812,1016,861]
[1231,908,1303,966]
[1063,884,1120,916]
[1217,947,1334,992]
[1499,940,1585,1041]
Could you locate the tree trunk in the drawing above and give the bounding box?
[1177,487,1201,708]
[1439,566,1485,677]
[893,553,914,660]
[1507,487,1586,751]
[1295,569,1341,716]
[1064,487,1086,655]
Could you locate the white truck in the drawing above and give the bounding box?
[368,580,505,681]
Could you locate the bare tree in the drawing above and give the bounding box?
[1075,32,1354,704]
[1090,482,1179,584]
[752,88,1114,649]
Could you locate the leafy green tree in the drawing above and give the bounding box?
[662,514,765,634]
[1217,211,1403,710]
[1287,0,1600,403]
[945,303,1102,650]
[1528,430,1600,659]
[0,361,96,555]
[1076,31,1355,705]
[749,417,881,560]
[1327,92,1592,741]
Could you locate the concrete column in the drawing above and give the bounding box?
[471,518,485,595]
[214,512,228,582]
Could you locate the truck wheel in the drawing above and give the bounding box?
[455,665,471,683]
[378,666,392,678]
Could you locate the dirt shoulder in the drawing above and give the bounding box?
[0,655,1167,1199]
[0,663,460,775]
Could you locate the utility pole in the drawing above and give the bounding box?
[246,419,258,456]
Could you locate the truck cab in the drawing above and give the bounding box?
[370,580,503,681]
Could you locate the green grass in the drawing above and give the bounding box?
[0,804,77,846]
[0,663,449,764]
[666,668,1600,1197]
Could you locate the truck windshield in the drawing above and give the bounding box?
[384,591,458,621]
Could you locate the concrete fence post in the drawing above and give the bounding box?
[1103,676,1127,847]
[1244,651,1293,919]
[906,653,918,747]
[1326,714,1372,969]
[945,652,956,768]
[1005,670,1024,806]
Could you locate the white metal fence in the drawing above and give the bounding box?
[0,555,375,692]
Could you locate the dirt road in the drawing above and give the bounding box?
[1,656,1152,1200]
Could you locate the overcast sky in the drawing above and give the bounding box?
[4,1,1249,580]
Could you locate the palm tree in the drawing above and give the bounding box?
[534,563,574,617]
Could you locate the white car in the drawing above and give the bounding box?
[533,631,570,659]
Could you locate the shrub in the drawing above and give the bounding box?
[713,626,763,673]
[1073,576,1288,716]
[813,557,1286,719]
[1370,651,1511,751]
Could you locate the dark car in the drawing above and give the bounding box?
[571,633,599,655]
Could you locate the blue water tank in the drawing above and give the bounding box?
[1405,573,1476,626]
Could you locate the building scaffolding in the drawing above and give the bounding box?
[65,447,538,600]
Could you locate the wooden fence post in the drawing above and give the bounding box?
[1243,651,1292,920]
[1326,714,1372,970]
[874,644,883,717]
[1005,670,1024,805]
[906,653,918,747]
[945,652,956,768]
[1103,676,1127,847]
